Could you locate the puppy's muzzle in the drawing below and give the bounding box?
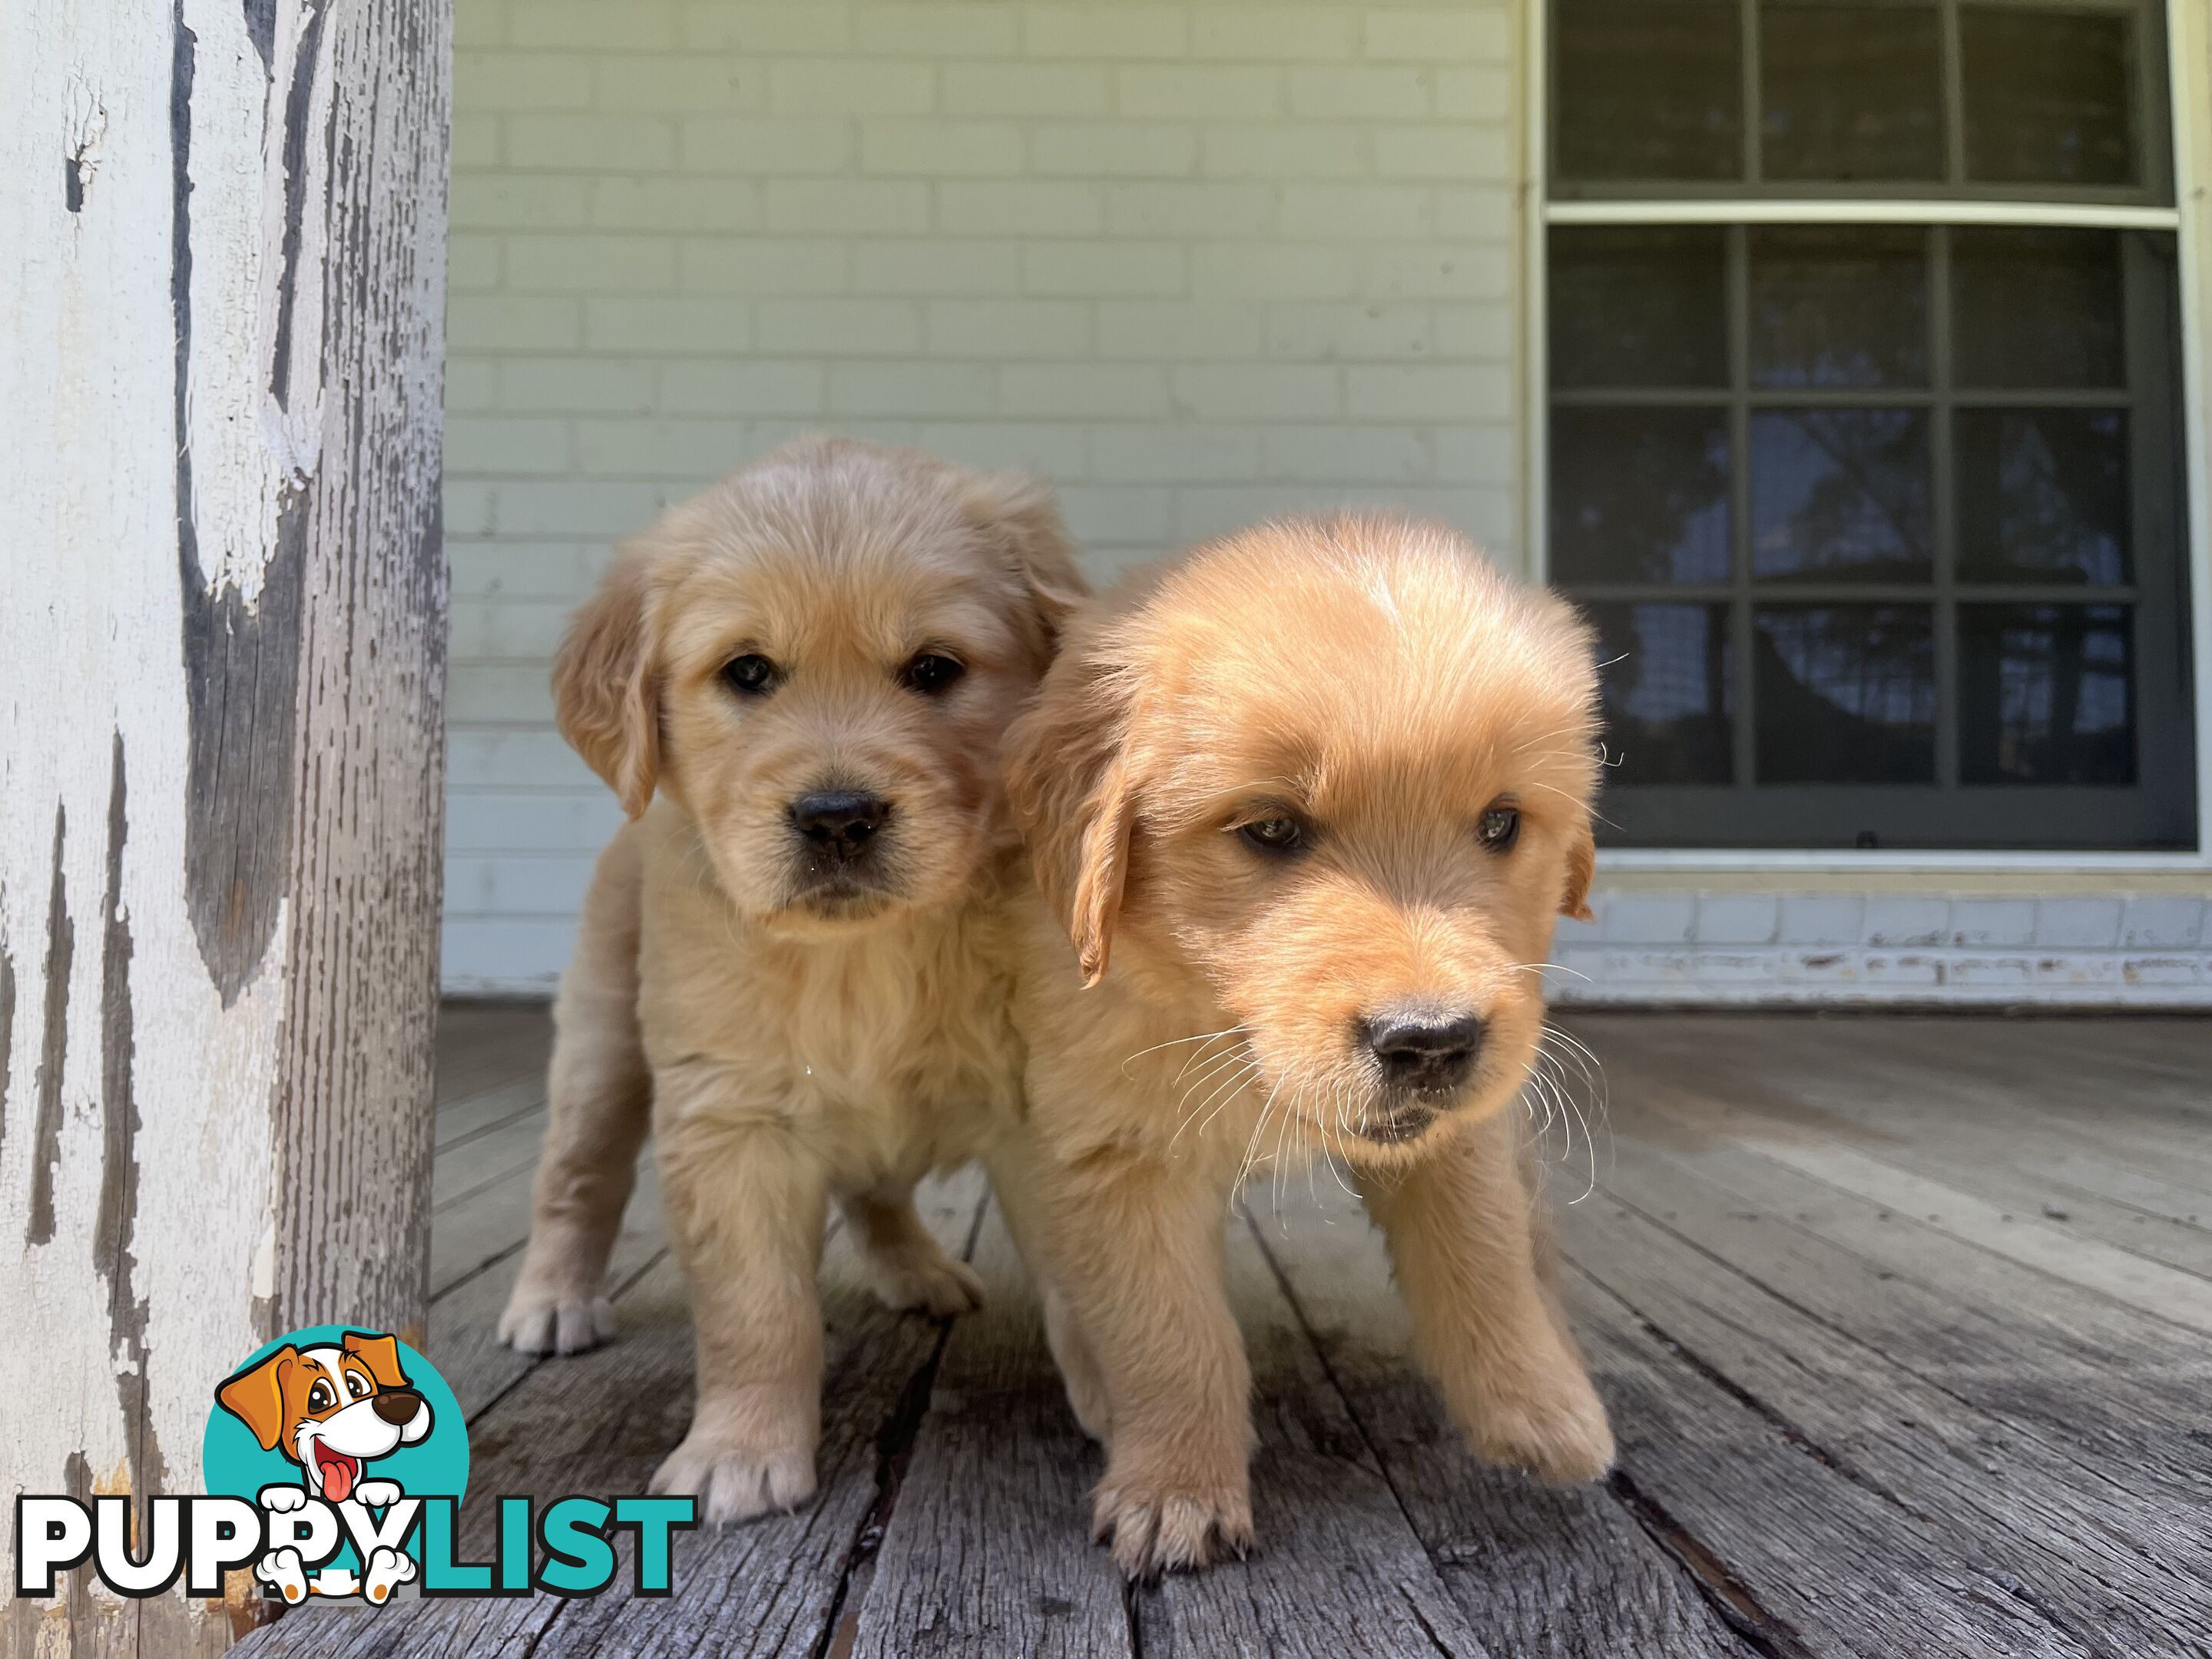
[789,790,892,866]
[1362,1008,1483,1098]
[373,1389,424,1427]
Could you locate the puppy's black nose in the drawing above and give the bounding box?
[790,790,890,863]
[1363,1010,1484,1092]
[372,1389,422,1426]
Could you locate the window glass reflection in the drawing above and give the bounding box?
[1557,0,1743,181]
[1551,227,1730,388]
[1754,606,1936,783]
[1956,409,2129,585]
[1583,602,1735,783]
[1952,230,2124,389]
[1750,227,1927,388]
[1552,408,1733,584]
[1962,8,2136,187]
[1751,410,1932,581]
[1761,5,1944,181]
[1961,605,2134,784]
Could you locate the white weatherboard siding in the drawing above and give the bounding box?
[442,0,2212,1002]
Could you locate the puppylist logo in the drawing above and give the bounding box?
[14,1326,695,1604]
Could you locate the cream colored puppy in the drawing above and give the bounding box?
[498,438,1083,1524]
[993,515,1613,1576]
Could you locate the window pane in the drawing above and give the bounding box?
[1962,8,2135,187]
[1956,409,2130,585]
[1952,230,2124,389]
[1557,1,1743,181]
[1960,604,2134,783]
[1760,5,1944,181]
[1751,409,1932,581]
[1750,227,1928,388]
[1584,602,1736,783]
[1551,409,1733,584]
[1754,605,1936,782]
[1551,227,1728,388]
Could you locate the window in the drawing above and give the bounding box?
[1547,0,2197,849]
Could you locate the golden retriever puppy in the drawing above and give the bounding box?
[992,514,1611,1576]
[497,437,1084,1524]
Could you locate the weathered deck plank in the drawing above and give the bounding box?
[234,1009,2212,1657]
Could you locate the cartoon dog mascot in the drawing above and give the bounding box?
[215,1330,432,1603]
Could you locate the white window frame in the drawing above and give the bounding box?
[1520,0,2212,872]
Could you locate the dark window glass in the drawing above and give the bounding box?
[1751,409,1933,581]
[1962,8,2136,187]
[1956,409,2129,584]
[1953,228,2124,388]
[1551,227,1730,388]
[1749,226,1928,387]
[1551,408,1733,584]
[1557,1,1743,180]
[1584,602,1736,783]
[1960,604,2134,783]
[1760,5,1944,180]
[1754,605,1936,781]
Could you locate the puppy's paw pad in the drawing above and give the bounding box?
[866,1250,985,1320]
[498,1290,616,1356]
[353,1479,402,1508]
[1091,1481,1252,1579]
[257,1485,308,1513]
[651,1435,818,1525]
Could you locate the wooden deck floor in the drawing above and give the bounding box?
[240,1008,2212,1657]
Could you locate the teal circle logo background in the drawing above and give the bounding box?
[202,1326,468,1570]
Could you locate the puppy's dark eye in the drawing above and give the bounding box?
[722,653,778,697]
[1476,805,1521,853]
[1237,816,1305,856]
[900,651,965,695]
[346,1372,370,1399]
[307,1382,334,1412]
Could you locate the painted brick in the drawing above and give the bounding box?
[1097,300,1267,359]
[1346,364,1510,422]
[1117,65,1282,120]
[1171,366,1341,422]
[1288,66,1433,121]
[450,295,583,352]
[498,357,657,413]
[768,59,936,116]
[492,482,673,537]
[945,62,1111,118]
[1031,124,1200,179]
[575,417,755,478]
[1361,243,1512,300]
[1363,9,1512,64]
[658,359,828,416]
[454,117,502,171]
[680,237,850,293]
[2123,955,2206,985]
[594,56,763,111]
[939,181,1106,236]
[584,296,751,353]
[1190,9,1359,62]
[2120,895,2207,949]
[1022,7,1190,60]
[1279,184,1430,240]
[1431,426,1515,482]
[853,241,1022,295]
[1200,124,1367,180]
[506,116,676,173]
[451,175,590,230]
[1262,426,1429,482]
[914,422,1090,475]
[763,178,930,233]
[756,298,923,356]
[1091,426,1263,483]
[1949,898,2038,949]
[589,177,761,232]
[1433,302,1513,359]
[680,118,856,175]
[510,0,680,51]
[1946,955,2038,988]
[826,362,999,417]
[1863,896,1950,948]
[502,235,677,293]
[2032,898,2124,949]
[1023,240,1186,296]
[1192,243,1357,300]
[1108,182,1275,238]
[681,3,853,53]
[1777,895,1866,945]
[446,235,504,293]
[860,120,1026,177]
[1001,363,1172,419]
[926,299,1091,359]
[455,51,594,111]
[850,5,1020,58]
[1695,895,1780,945]
[1267,303,1432,362]
[1435,66,1515,120]
[1373,124,1512,180]
[1602,896,1697,945]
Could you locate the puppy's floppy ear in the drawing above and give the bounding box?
[1561,820,1596,924]
[217,1346,297,1452]
[342,1330,412,1392]
[1004,637,1137,985]
[971,472,1090,661]
[553,545,661,820]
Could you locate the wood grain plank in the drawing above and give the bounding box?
[1256,1182,1756,1659]
[432,1106,551,1213]
[434,1003,554,1107]
[438,1075,550,1153]
[848,1204,1132,1659]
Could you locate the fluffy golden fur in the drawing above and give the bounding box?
[991,515,1613,1576]
[498,437,1084,1524]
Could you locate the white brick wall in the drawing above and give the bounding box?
[1551,889,2212,1008]
[444,0,1525,991]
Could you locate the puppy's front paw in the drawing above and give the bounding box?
[257,1484,307,1514]
[651,1424,818,1525]
[1461,1368,1614,1485]
[498,1282,616,1356]
[363,1545,416,1604]
[1091,1465,1252,1579]
[353,1479,401,1508]
[858,1239,985,1320]
[256,1546,308,1604]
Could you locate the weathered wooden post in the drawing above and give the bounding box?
[0,0,449,1651]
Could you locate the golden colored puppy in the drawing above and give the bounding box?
[498,437,1084,1524]
[992,515,1611,1576]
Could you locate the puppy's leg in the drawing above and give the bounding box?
[1031,1146,1253,1577]
[650,1084,828,1525]
[501,829,651,1356]
[839,1186,984,1319]
[985,1144,1111,1442]
[1360,1111,1614,1483]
